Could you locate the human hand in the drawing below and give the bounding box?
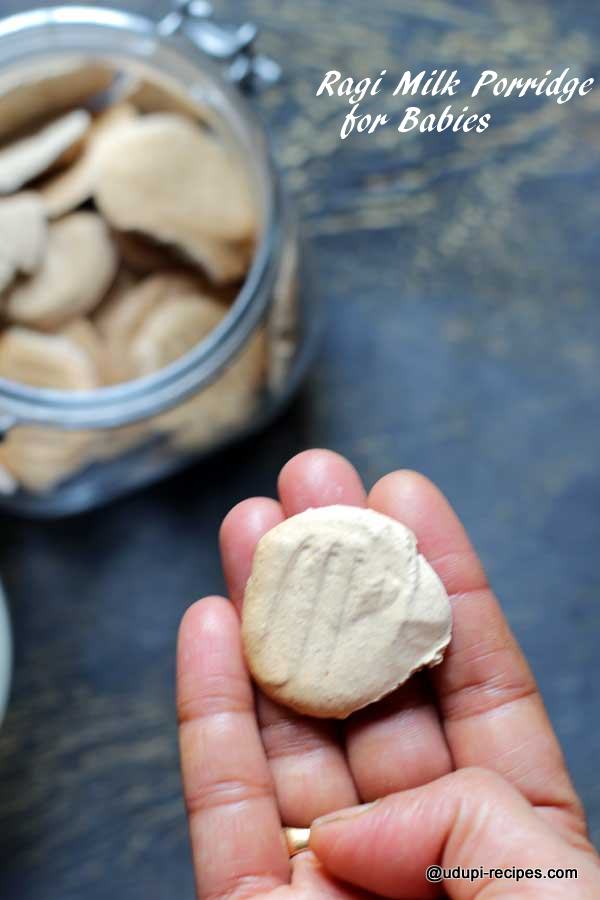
[177,449,600,898]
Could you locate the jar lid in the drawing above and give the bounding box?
[157,0,281,90]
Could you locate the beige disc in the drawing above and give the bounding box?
[0,61,112,141]
[161,326,266,450]
[129,292,224,376]
[60,319,113,385]
[0,326,100,492]
[4,211,118,329]
[94,113,256,249]
[0,109,91,194]
[0,326,100,390]
[0,425,93,494]
[0,192,47,278]
[242,505,452,719]
[39,103,138,219]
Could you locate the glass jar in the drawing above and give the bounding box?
[0,3,318,517]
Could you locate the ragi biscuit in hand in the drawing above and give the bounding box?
[242,505,452,719]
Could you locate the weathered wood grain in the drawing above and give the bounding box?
[0,1,599,898]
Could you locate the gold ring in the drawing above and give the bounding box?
[284,827,310,858]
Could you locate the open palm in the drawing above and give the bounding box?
[177,450,596,899]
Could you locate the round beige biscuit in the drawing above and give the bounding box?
[4,211,118,329]
[0,61,113,142]
[0,192,47,279]
[129,293,224,376]
[0,109,91,195]
[0,425,93,493]
[94,113,256,249]
[242,505,452,719]
[0,326,100,390]
[39,103,138,219]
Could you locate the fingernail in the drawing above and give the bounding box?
[312,800,379,829]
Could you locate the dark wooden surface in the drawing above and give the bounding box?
[1,1,600,898]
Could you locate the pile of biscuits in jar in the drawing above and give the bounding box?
[0,61,277,495]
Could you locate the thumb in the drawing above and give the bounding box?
[309,768,599,899]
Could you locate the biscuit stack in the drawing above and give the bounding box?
[0,62,267,493]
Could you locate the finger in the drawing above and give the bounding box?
[277,448,368,514]
[280,450,451,802]
[257,693,358,826]
[291,851,370,899]
[177,597,289,899]
[368,471,586,837]
[310,768,598,899]
[220,458,363,823]
[341,468,452,800]
[220,497,284,611]
[255,449,368,822]
[346,676,452,801]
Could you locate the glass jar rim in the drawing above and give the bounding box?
[0,4,281,430]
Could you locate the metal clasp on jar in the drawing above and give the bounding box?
[157,0,281,91]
